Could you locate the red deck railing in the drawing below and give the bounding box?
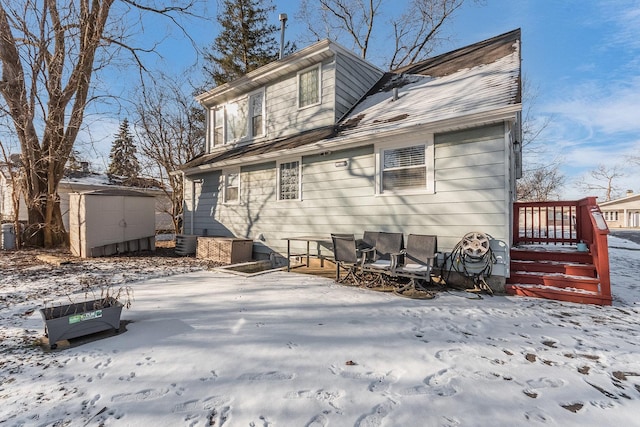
[513,197,611,301]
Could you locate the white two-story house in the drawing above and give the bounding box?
[179,29,522,289]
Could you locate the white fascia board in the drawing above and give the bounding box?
[181,105,521,176]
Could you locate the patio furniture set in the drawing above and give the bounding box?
[331,232,439,298]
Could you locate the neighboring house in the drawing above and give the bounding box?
[599,190,640,228]
[0,164,173,232]
[179,30,522,287]
[0,163,27,222]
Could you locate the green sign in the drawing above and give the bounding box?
[69,310,103,324]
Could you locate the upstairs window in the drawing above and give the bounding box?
[213,107,224,147]
[277,160,301,201]
[298,65,320,108]
[225,99,248,143]
[250,92,264,137]
[212,89,265,146]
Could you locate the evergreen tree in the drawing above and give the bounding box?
[108,118,140,178]
[66,149,84,172]
[203,0,283,86]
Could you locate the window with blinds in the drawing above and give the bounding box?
[298,66,320,108]
[381,145,426,192]
[278,160,300,200]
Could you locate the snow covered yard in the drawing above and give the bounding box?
[1,237,640,426]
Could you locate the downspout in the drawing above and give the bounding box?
[191,178,195,235]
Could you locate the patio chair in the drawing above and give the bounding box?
[331,234,363,285]
[356,231,379,261]
[391,234,438,292]
[360,232,404,288]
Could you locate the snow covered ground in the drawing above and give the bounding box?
[1,236,639,426]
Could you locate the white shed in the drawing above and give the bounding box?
[69,189,156,258]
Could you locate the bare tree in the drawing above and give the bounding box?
[578,164,625,202]
[134,76,204,235]
[297,0,479,69]
[514,76,565,201]
[389,0,470,69]
[0,1,197,247]
[516,165,565,202]
[297,0,381,59]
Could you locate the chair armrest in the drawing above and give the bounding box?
[389,249,406,272]
[359,247,377,266]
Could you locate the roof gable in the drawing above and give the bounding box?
[196,39,381,106]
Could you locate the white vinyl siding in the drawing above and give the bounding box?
[277,159,301,201]
[187,123,510,280]
[298,65,321,108]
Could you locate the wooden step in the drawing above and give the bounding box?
[541,274,600,293]
[506,284,612,305]
[511,247,592,264]
[508,272,599,293]
[511,259,596,277]
[511,260,565,274]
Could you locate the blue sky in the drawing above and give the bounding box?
[85,0,639,200]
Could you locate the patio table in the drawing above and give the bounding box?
[282,235,333,272]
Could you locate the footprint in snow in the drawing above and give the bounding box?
[355,400,396,427]
[305,413,328,427]
[111,388,170,403]
[237,371,295,381]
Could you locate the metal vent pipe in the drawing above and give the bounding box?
[279,13,287,59]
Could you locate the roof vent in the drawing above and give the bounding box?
[392,87,399,101]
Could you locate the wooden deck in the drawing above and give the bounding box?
[288,258,337,280]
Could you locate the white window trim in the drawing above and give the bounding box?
[222,168,241,205]
[206,108,213,152]
[374,136,435,196]
[213,88,266,147]
[276,158,302,201]
[297,64,322,110]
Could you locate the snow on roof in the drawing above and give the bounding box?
[60,173,167,193]
[339,43,521,136]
